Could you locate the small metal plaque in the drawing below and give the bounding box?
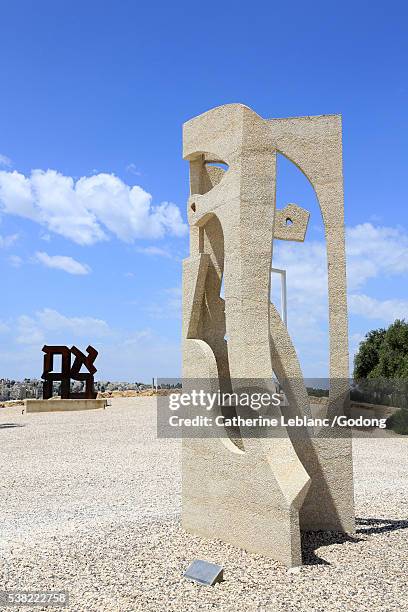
[183,559,224,586]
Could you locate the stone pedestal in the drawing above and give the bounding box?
[25,399,107,413]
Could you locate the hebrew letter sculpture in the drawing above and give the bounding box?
[181,104,355,567]
[42,345,98,400]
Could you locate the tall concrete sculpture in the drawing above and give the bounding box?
[181,104,355,567]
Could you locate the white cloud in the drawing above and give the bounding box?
[0,154,12,168]
[16,316,45,345]
[0,308,180,380]
[99,328,180,380]
[8,255,23,268]
[0,169,187,245]
[272,222,408,375]
[16,308,111,345]
[35,251,91,275]
[273,241,328,305]
[273,222,408,303]
[126,163,142,176]
[346,223,408,290]
[348,294,408,323]
[0,233,18,248]
[136,245,171,258]
[272,240,329,370]
[273,222,408,320]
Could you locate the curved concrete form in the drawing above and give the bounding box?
[181,104,355,567]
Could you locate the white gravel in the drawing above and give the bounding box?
[1,397,407,611]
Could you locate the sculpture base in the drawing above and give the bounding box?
[25,399,107,413]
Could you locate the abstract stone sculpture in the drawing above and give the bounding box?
[181,104,355,567]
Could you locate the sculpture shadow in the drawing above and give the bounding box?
[0,423,25,429]
[302,516,408,565]
[301,530,362,565]
[356,516,408,535]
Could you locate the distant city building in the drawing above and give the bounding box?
[0,378,152,401]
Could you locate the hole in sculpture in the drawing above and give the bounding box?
[220,273,225,300]
[191,203,196,212]
[70,380,85,394]
[51,354,62,373]
[205,161,229,171]
[196,160,229,195]
[273,152,329,378]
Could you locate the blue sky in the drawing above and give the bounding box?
[0,1,407,381]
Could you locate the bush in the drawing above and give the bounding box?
[354,320,408,379]
[386,408,408,435]
[306,387,329,398]
[351,378,408,408]
[353,320,408,409]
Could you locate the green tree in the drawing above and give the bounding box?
[353,319,408,413]
[353,320,408,379]
[353,327,386,379]
[372,319,408,378]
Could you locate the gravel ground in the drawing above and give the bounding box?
[0,397,407,612]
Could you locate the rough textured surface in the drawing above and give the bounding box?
[182,104,354,566]
[0,398,406,611]
[273,203,310,242]
[25,399,107,412]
